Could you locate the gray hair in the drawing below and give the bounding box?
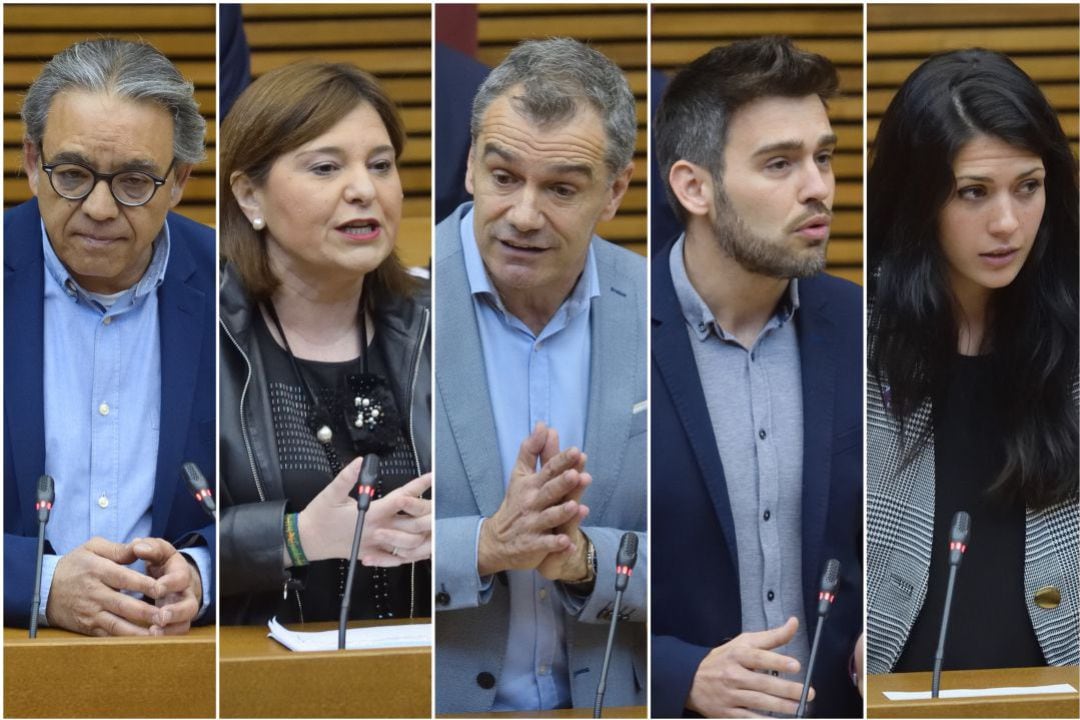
[22,38,205,164]
[470,37,636,178]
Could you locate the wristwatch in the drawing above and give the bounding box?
[566,532,597,586]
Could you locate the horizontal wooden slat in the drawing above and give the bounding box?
[652,38,863,66]
[870,26,1078,55]
[4,32,214,58]
[827,239,864,264]
[250,49,429,76]
[4,5,214,29]
[244,4,428,19]
[478,14,646,42]
[869,4,1078,28]
[596,214,646,242]
[245,19,431,48]
[868,55,1078,86]
[828,267,863,285]
[653,9,862,37]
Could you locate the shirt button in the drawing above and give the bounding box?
[538,588,547,600]
[759,429,767,440]
[763,510,771,521]
[103,316,112,326]
[767,590,775,601]
[64,281,77,297]
[538,665,548,675]
[97,495,109,509]
[99,403,110,416]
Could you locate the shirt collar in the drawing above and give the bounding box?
[459,204,600,320]
[669,233,800,342]
[41,217,171,311]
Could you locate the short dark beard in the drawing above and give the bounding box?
[711,187,829,279]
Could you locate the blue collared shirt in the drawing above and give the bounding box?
[461,207,598,710]
[37,220,210,624]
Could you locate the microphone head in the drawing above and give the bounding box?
[182,462,216,514]
[615,532,638,592]
[817,558,841,616]
[36,475,55,522]
[617,532,638,570]
[948,510,971,566]
[357,455,380,511]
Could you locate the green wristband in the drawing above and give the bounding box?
[284,512,308,567]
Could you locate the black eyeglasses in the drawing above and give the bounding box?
[39,144,176,207]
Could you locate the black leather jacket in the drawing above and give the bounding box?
[218,262,432,624]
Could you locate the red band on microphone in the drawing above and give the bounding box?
[818,591,835,604]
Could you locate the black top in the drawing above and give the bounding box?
[256,310,428,623]
[895,353,1045,672]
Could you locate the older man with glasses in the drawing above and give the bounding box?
[4,38,216,637]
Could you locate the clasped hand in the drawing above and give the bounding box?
[298,455,432,567]
[47,536,202,637]
[477,422,593,582]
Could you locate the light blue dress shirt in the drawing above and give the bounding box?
[460,208,598,710]
[37,221,210,625]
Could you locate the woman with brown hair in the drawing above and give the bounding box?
[219,61,431,624]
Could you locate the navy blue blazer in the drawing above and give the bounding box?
[4,198,217,628]
[650,238,863,718]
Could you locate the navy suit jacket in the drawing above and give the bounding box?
[650,238,862,718]
[4,198,217,627]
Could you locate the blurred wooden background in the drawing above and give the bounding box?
[240,3,431,268]
[651,3,864,285]
[868,4,1079,158]
[3,4,216,226]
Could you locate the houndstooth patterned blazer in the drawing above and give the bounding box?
[866,323,1079,673]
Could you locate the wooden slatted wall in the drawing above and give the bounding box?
[475,3,648,257]
[3,4,216,226]
[242,4,432,268]
[868,4,1079,158]
[652,3,864,285]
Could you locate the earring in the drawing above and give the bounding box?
[252,217,265,231]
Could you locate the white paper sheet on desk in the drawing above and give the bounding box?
[267,617,432,652]
[883,683,1076,701]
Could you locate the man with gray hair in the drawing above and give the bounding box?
[434,38,647,712]
[4,38,215,638]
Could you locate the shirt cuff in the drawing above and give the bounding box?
[179,546,212,620]
[38,554,60,627]
[474,518,494,596]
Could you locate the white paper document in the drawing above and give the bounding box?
[883,683,1077,701]
[267,617,432,652]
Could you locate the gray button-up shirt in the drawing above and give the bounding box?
[670,236,810,681]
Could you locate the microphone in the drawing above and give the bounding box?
[339,455,380,650]
[30,475,55,638]
[594,532,638,718]
[797,558,841,718]
[182,462,216,519]
[932,511,971,698]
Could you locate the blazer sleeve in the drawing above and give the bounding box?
[219,498,289,596]
[3,533,43,628]
[433,515,495,611]
[555,527,647,624]
[652,634,712,718]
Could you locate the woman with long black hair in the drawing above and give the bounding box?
[866,49,1078,673]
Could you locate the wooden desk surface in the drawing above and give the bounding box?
[868,664,1080,718]
[4,625,215,718]
[439,707,646,718]
[220,620,431,718]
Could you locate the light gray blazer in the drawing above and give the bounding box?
[433,204,647,713]
[866,316,1079,673]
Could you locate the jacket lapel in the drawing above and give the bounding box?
[151,220,205,537]
[582,242,637,522]
[4,200,47,536]
[796,278,838,619]
[435,212,504,516]
[651,242,739,572]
